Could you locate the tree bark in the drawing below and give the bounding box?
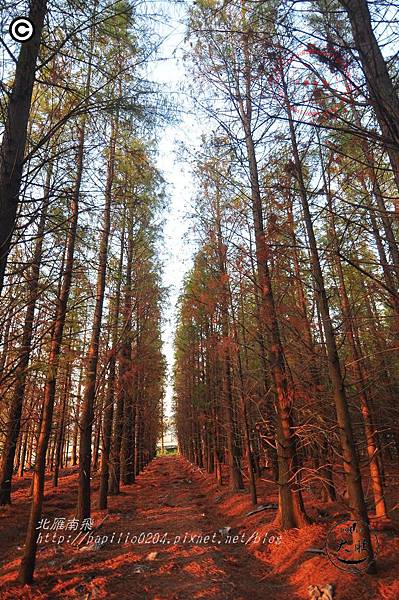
[339,0,399,198]
[237,68,309,526]
[53,356,72,487]
[18,116,86,583]
[119,199,136,487]
[0,0,48,292]
[325,177,387,518]
[98,219,124,508]
[215,193,244,491]
[77,119,115,522]
[282,71,376,571]
[0,164,51,505]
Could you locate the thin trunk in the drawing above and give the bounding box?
[236,48,308,526]
[235,275,257,503]
[99,217,125,507]
[109,199,133,495]
[282,72,376,571]
[325,174,387,519]
[92,392,103,472]
[77,119,114,522]
[18,110,87,584]
[288,193,336,502]
[0,303,13,377]
[18,421,30,479]
[249,258,279,481]
[109,386,124,494]
[53,360,71,487]
[120,199,135,486]
[215,194,243,491]
[0,165,51,505]
[339,0,399,199]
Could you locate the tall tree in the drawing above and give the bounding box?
[0,0,47,292]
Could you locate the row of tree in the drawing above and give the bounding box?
[0,0,166,584]
[174,0,399,574]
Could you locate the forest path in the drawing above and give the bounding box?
[0,455,291,599]
[92,455,276,599]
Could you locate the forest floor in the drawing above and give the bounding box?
[0,456,399,600]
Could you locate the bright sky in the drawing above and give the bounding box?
[146,0,199,416]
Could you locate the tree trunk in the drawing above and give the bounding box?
[98,298,120,504]
[339,0,399,199]
[0,164,51,505]
[120,200,136,486]
[53,358,71,487]
[18,115,86,584]
[236,71,309,526]
[0,0,48,292]
[215,194,244,491]
[92,391,103,472]
[18,420,30,479]
[325,177,387,519]
[235,275,257,503]
[282,72,376,571]
[77,119,115,522]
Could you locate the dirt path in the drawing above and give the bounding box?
[0,456,285,599]
[99,456,273,599]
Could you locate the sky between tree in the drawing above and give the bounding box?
[147,0,199,416]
